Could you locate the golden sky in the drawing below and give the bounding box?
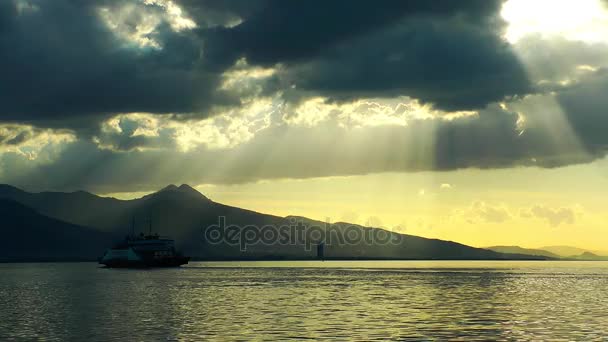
[105,157,608,250]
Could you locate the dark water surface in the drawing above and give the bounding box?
[1,261,607,341]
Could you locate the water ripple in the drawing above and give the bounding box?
[1,261,607,341]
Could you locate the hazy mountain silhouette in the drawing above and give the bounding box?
[486,246,560,259]
[568,251,601,260]
[0,184,134,232]
[539,245,608,258]
[0,199,115,261]
[0,184,552,261]
[288,217,544,260]
[487,245,608,260]
[560,251,608,261]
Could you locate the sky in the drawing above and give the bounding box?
[1,0,607,249]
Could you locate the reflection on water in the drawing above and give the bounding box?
[1,261,607,341]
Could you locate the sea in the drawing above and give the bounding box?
[1,261,607,341]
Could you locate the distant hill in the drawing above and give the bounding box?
[290,217,545,260]
[568,252,608,261]
[539,246,608,258]
[0,184,135,232]
[0,199,115,262]
[486,245,608,260]
[0,184,552,261]
[486,246,560,259]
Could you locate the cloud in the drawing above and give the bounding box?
[1,0,521,132]
[0,0,233,127]
[512,36,608,87]
[281,17,530,111]
[93,94,275,152]
[467,201,512,223]
[0,124,75,181]
[451,201,580,227]
[201,1,502,65]
[447,201,508,224]
[520,205,578,227]
[0,124,75,152]
[94,114,178,152]
[198,0,531,111]
[1,0,608,192]
[0,97,603,192]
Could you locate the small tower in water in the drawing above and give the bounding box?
[317,242,325,261]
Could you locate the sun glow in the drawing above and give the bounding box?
[499,0,605,171]
[501,0,608,44]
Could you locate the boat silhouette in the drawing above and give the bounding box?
[99,218,190,268]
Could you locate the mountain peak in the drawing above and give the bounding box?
[160,184,179,192]
[155,184,208,200]
[178,184,197,192]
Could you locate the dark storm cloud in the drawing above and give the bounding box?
[200,0,530,110]
[0,0,231,127]
[202,0,503,67]
[174,0,260,28]
[0,1,16,31]
[286,18,530,111]
[0,0,529,128]
[3,0,608,193]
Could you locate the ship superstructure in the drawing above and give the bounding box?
[99,219,190,268]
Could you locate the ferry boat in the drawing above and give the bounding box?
[99,224,190,268]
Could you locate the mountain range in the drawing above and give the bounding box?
[0,184,585,262]
[0,199,114,262]
[538,246,608,258]
[486,246,608,261]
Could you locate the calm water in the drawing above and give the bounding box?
[1,261,608,341]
